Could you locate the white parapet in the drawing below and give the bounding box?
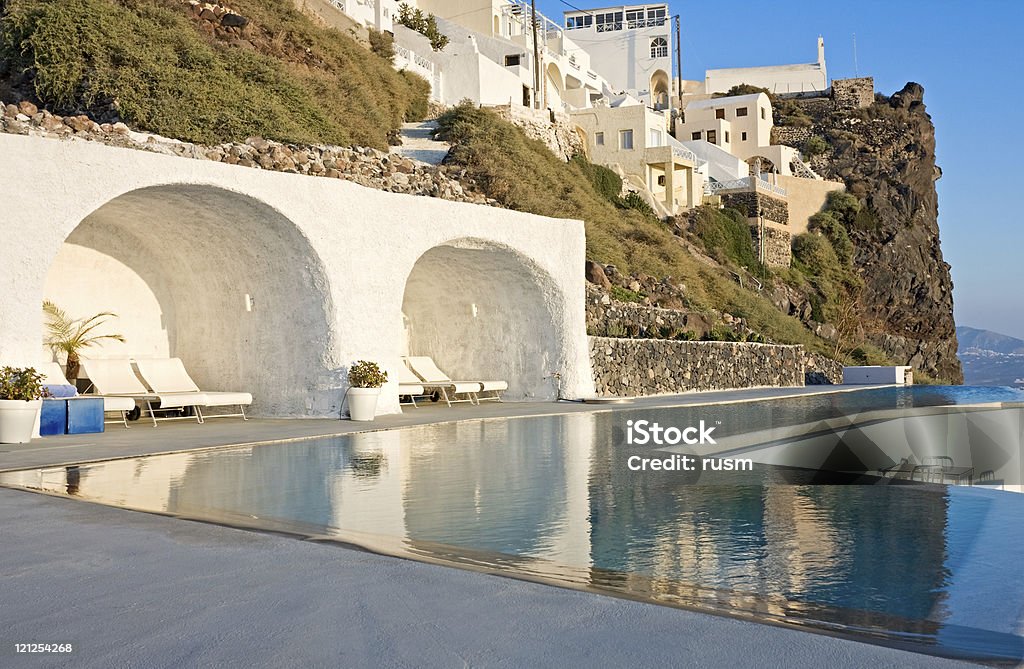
[842,366,914,385]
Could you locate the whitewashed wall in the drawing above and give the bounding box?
[0,134,594,417]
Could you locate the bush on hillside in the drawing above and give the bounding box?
[691,205,761,270]
[0,0,429,147]
[808,211,853,264]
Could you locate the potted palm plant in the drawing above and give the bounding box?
[347,361,388,421]
[43,301,126,383]
[0,367,46,444]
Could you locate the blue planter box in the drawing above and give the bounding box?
[40,399,68,436]
[67,397,104,435]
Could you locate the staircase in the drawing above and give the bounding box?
[790,155,822,180]
[390,121,450,166]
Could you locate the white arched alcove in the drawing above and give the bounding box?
[401,239,563,400]
[43,184,337,417]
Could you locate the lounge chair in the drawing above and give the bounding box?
[134,358,252,422]
[396,362,425,407]
[80,358,206,427]
[404,356,506,407]
[40,362,136,428]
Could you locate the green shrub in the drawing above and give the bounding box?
[792,232,839,276]
[825,190,862,226]
[619,191,655,217]
[572,156,622,202]
[0,367,45,401]
[808,212,853,264]
[368,28,394,60]
[397,3,448,51]
[348,361,388,388]
[610,285,644,303]
[0,0,429,148]
[691,205,760,270]
[803,135,827,156]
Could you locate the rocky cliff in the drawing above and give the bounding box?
[787,83,962,383]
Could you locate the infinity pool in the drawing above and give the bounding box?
[4,386,1024,663]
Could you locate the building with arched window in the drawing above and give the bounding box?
[562,4,673,108]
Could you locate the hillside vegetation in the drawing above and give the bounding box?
[436,102,833,353]
[0,0,429,147]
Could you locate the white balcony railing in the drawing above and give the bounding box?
[705,176,787,197]
[671,145,697,164]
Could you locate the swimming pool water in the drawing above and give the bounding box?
[3,386,1024,662]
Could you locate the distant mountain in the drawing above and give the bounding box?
[957,326,1024,386]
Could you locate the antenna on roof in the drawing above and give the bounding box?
[852,33,859,77]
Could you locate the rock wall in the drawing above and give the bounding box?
[0,100,495,206]
[790,83,962,382]
[831,78,875,111]
[720,191,790,225]
[802,351,844,384]
[491,104,584,161]
[590,337,804,396]
[585,285,711,338]
[749,224,792,268]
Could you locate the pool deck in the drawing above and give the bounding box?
[2,383,977,668]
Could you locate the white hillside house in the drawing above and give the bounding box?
[562,4,673,109]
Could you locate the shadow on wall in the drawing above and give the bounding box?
[43,184,339,417]
[402,239,562,400]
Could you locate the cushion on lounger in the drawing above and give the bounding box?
[479,381,508,392]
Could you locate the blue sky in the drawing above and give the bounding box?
[538,0,1024,339]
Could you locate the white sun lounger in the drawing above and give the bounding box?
[80,358,205,427]
[404,356,506,407]
[396,362,425,407]
[40,362,137,428]
[134,358,252,423]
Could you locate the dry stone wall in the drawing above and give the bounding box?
[0,99,495,205]
[590,337,804,396]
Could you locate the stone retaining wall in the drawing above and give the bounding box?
[0,99,495,206]
[590,337,804,396]
[749,224,792,267]
[585,285,711,338]
[802,351,844,384]
[720,191,789,225]
[491,104,583,161]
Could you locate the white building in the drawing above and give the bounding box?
[703,37,827,96]
[329,0,399,32]
[410,0,609,111]
[675,92,809,179]
[571,97,701,217]
[562,4,673,109]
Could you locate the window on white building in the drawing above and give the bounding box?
[650,37,668,59]
[741,131,748,141]
[650,129,662,146]
[761,107,766,119]
[736,107,748,117]
[505,54,521,67]
[715,108,725,120]
[565,15,592,29]
[648,7,667,24]
[691,131,701,140]
[707,129,717,145]
[724,131,730,143]
[626,9,645,27]
[595,132,605,146]
[596,11,623,32]
[619,129,634,150]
